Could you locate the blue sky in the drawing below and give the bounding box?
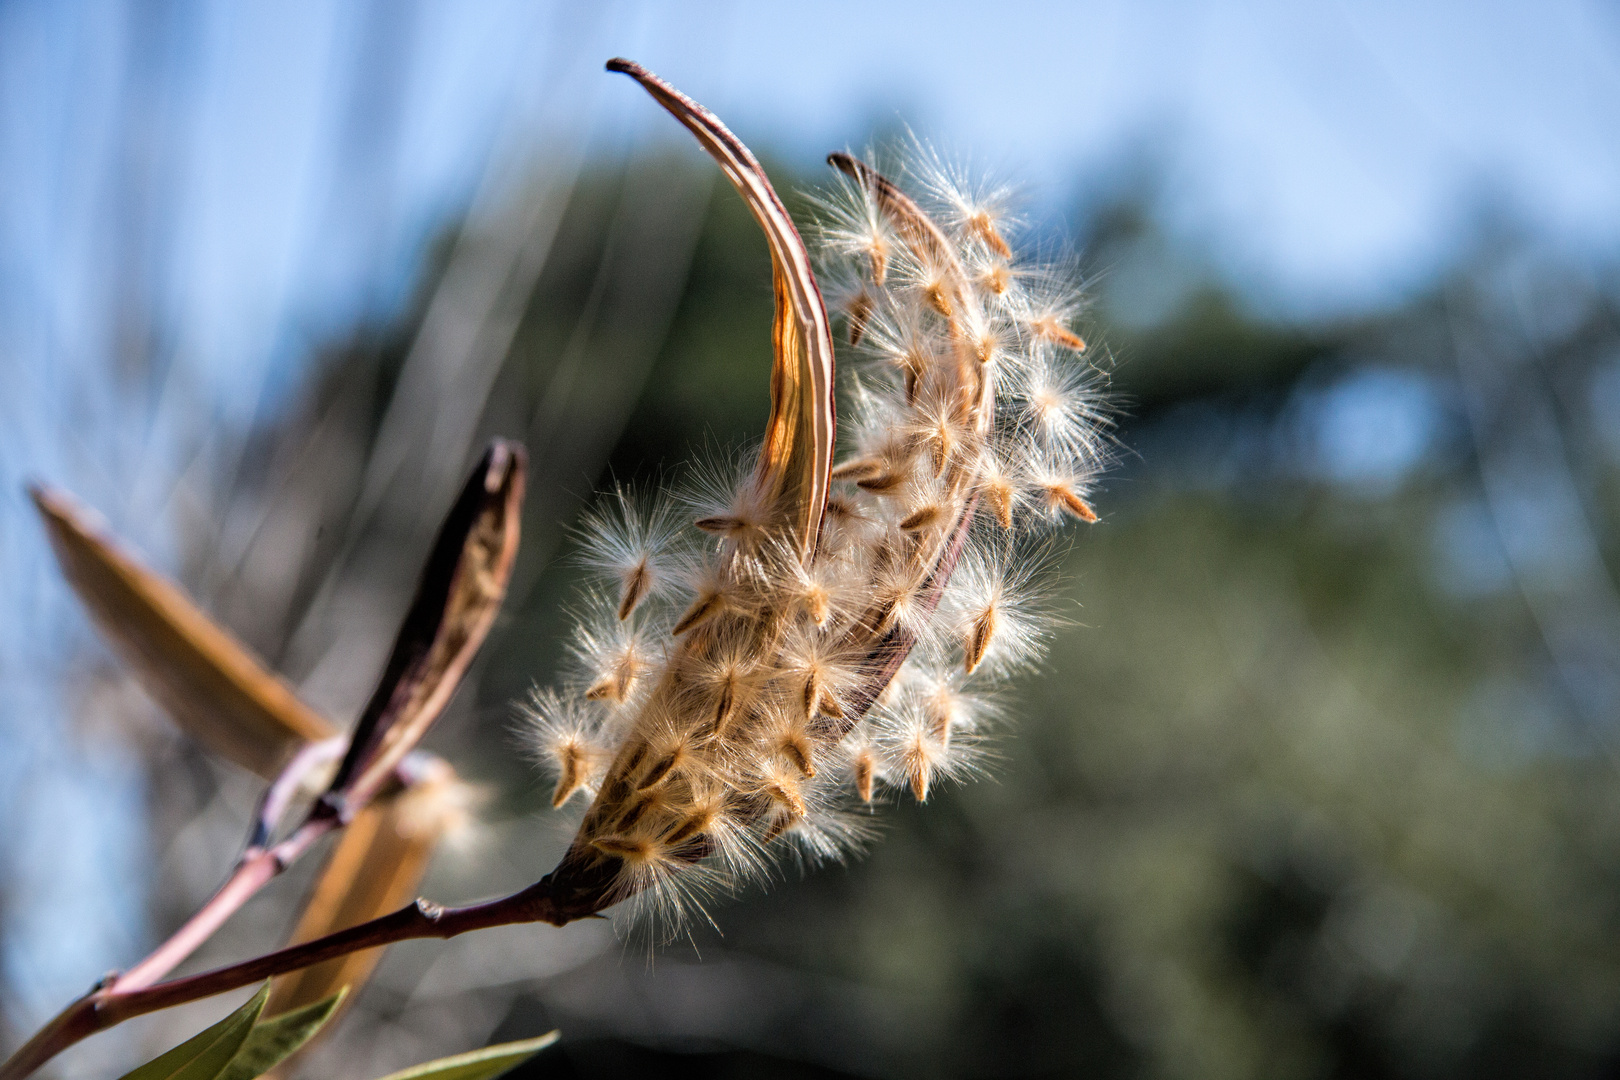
[7,0,1616,427]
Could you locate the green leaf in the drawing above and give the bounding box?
[216,988,347,1080]
[116,983,271,1080]
[369,1033,560,1080]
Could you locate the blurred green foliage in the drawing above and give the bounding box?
[263,153,1620,1079]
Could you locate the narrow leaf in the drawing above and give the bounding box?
[116,983,270,1080]
[31,487,334,778]
[608,59,836,560]
[326,440,526,811]
[369,1033,559,1080]
[216,988,346,1080]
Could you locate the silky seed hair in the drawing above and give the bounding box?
[523,68,1110,936]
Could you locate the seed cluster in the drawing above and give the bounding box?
[525,146,1109,927]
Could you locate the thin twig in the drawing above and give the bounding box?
[0,879,584,1080]
[110,817,336,994]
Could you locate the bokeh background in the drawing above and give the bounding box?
[4,1,1620,1077]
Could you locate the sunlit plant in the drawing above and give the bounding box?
[1,58,1109,1080]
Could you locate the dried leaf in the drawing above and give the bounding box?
[609,59,836,559]
[326,440,525,812]
[31,487,333,778]
[265,776,454,1018]
[115,983,269,1080]
[368,1033,559,1080]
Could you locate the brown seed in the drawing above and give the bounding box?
[801,670,821,718]
[782,732,816,777]
[982,264,1010,294]
[694,515,746,536]
[831,457,884,481]
[1048,483,1098,522]
[899,505,942,532]
[804,586,830,626]
[586,655,637,703]
[615,794,654,832]
[985,480,1014,529]
[1032,316,1085,352]
[618,559,650,620]
[901,351,928,405]
[908,759,931,802]
[854,750,876,803]
[592,835,650,860]
[825,494,858,519]
[965,607,996,674]
[929,426,955,476]
[926,282,953,317]
[664,810,715,848]
[856,471,905,494]
[765,780,807,818]
[637,750,681,791]
[552,745,585,808]
[817,690,845,719]
[968,211,1012,258]
[867,240,888,286]
[848,292,874,346]
[714,675,740,735]
[762,812,800,844]
[673,591,725,635]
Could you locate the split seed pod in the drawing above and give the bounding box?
[526,61,1108,930]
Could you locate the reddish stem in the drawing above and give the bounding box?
[112,818,336,993]
[0,880,575,1080]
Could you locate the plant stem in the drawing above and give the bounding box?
[0,879,577,1080]
[111,818,336,993]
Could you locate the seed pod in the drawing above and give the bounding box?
[519,61,1107,931]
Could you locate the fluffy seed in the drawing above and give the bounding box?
[665,809,716,848]
[984,479,1014,529]
[618,559,652,620]
[781,731,816,777]
[526,117,1108,933]
[1044,482,1098,522]
[586,650,640,702]
[856,471,906,494]
[831,458,884,482]
[854,749,876,803]
[965,607,996,674]
[848,292,874,346]
[982,264,1010,294]
[899,505,942,532]
[552,743,588,807]
[637,749,684,791]
[673,591,725,635]
[1031,316,1085,352]
[593,835,654,860]
[695,515,748,536]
